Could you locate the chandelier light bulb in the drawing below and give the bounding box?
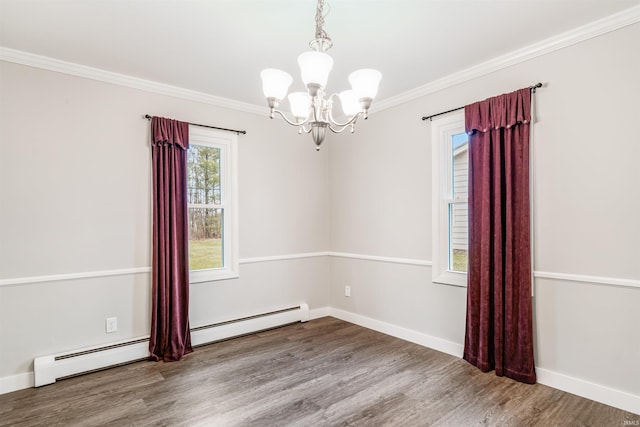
[260,69,293,100]
[288,92,312,120]
[338,90,361,117]
[298,51,334,90]
[348,69,382,100]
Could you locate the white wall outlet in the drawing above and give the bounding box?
[345,286,351,297]
[106,317,118,333]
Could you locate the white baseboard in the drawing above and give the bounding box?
[0,371,34,395]
[309,306,331,320]
[536,368,640,415]
[327,307,640,415]
[328,307,464,358]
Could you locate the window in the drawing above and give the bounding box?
[432,110,468,287]
[187,125,238,282]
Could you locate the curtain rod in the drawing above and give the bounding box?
[421,83,543,122]
[144,115,246,135]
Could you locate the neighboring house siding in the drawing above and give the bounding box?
[451,144,468,251]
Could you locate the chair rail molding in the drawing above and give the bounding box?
[1,253,637,290]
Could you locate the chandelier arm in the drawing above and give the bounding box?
[328,110,362,128]
[325,93,361,127]
[327,123,356,134]
[271,109,312,127]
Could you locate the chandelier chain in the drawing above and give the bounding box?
[314,0,331,42]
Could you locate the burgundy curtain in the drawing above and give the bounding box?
[149,116,193,361]
[463,88,536,384]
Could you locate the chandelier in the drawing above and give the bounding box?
[260,0,382,151]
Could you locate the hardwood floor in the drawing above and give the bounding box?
[1,317,637,426]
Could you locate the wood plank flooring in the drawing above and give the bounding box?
[1,317,637,426]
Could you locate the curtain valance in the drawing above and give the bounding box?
[151,116,190,149]
[465,88,531,134]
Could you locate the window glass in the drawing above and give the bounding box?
[188,145,223,270]
[188,145,221,205]
[188,207,223,270]
[449,132,468,273]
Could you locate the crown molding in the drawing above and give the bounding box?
[373,5,640,112]
[1,6,638,116]
[0,47,265,115]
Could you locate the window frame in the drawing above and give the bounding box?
[431,110,468,287]
[188,125,239,283]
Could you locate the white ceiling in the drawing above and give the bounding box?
[1,0,638,108]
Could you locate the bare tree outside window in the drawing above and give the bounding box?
[187,145,223,270]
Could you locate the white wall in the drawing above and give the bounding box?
[1,20,638,414]
[328,22,640,407]
[0,62,331,386]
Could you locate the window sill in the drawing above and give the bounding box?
[433,270,467,287]
[190,268,239,283]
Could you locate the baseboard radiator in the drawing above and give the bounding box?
[34,303,309,387]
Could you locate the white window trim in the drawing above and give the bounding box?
[188,125,239,283]
[431,110,467,287]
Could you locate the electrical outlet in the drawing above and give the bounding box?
[106,317,118,333]
[345,286,351,297]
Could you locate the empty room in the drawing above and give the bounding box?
[0,0,639,425]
